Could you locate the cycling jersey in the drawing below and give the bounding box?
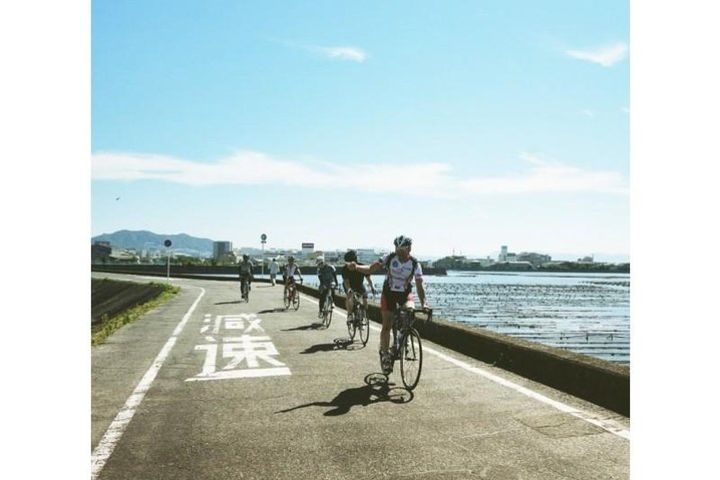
[341,263,370,293]
[317,264,338,288]
[284,264,300,279]
[238,261,254,277]
[381,253,423,293]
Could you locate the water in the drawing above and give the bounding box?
[304,270,630,364]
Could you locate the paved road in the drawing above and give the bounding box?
[92,274,629,479]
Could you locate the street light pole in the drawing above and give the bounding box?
[164,239,172,283]
[260,233,267,277]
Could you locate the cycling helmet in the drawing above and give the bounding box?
[242,254,249,261]
[316,257,325,266]
[344,250,357,262]
[393,235,412,248]
[288,256,295,262]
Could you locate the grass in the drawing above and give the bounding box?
[91,283,180,346]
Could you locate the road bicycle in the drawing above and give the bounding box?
[381,306,432,390]
[320,285,336,328]
[240,277,251,303]
[346,290,370,346]
[284,278,302,310]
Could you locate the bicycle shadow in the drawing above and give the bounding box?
[282,323,324,332]
[299,338,355,354]
[275,375,413,416]
[214,300,244,305]
[257,308,287,314]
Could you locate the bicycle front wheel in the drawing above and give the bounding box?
[293,290,300,310]
[400,328,423,390]
[346,309,356,340]
[323,301,333,328]
[358,307,369,346]
[284,291,290,309]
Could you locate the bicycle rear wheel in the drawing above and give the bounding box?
[400,328,423,390]
[358,306,369,346]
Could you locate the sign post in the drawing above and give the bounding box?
[164,239,172,282]
[260,234,267,276]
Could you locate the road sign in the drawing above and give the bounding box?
[261,233,267,242]
[164,239,172,247]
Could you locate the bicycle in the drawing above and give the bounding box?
[320,286,335,328]
[346,290,370,346]
[284,278,302,310]
[381,306,432,390]
[240,277,252,303]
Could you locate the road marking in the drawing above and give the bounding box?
[299,293,630,440]
[186,314,290,382]
[91,286,206,480]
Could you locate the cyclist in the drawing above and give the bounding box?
[316,256,339,319]
[347,235,428,374]
[238,254,254,298]
[269,257,280,286]
[284,256,303,301]
[341,250,376,324]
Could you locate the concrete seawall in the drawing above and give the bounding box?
[91,266,629,416]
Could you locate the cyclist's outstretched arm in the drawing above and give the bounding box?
[354,260,383,276]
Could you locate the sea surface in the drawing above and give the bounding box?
[304,270,630,364]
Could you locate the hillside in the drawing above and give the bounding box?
[92,230,214,256]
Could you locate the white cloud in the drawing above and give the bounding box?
[581,109,595,118]
[315,46,368,62]
[92,150,628,196]
[566,42,628,67]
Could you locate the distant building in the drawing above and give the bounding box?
[301,243,315,257]
[213,241,233,261]
[499,245,508,262]
[91,241,112,264]
[517,252,552,267]
[578,255,595,264]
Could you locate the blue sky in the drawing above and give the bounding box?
[92,0,629,260]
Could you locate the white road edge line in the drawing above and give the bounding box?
[300,293,629,440]
[91,286,206,479]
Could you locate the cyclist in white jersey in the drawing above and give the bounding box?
[283,256,303,300]
[347,235,428,373]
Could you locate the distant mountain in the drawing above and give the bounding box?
[92,230,214,257]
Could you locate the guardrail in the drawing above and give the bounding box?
[91,267,630,415]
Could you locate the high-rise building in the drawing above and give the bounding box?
[213,241,233,261]
[499,245,508,262]
[301,243,314,257]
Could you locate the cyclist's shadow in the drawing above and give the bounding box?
[275,374,413,417]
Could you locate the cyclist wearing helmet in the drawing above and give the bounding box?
[347,235,428,374]
[341,250,376,322]
[316,256,338,318]
[283,256,303,300]
[238,254,254,295]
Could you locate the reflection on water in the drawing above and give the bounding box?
[304,270,630,364]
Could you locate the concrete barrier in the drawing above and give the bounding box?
[92,267,629,416]
[297,283,630,417]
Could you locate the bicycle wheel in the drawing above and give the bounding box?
[284,290,290,309]
[400,328,423,390]
[346,310,356,340]
[358,306,369,346]
[292,289,300,310]
[323,297,333,328]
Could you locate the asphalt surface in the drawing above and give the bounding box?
[91,274,629,479]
